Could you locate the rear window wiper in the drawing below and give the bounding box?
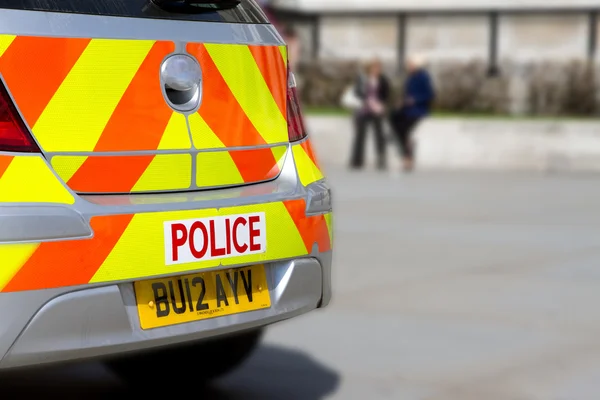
[152,0,241,13]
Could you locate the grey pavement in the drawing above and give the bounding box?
[3,166,600,399]
[305,115,600,173]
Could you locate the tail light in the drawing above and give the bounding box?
[0,82,39,152]
[287,67,308,142]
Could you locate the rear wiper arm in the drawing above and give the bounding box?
[152,0,241,13]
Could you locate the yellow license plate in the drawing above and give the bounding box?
[134,265,271,330]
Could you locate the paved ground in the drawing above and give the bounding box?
[306,115,600,173]
[4,166,600,399]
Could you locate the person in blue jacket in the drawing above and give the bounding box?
[390,55,435,172]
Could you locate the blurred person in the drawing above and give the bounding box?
[390,54,435,172]
[350,58,391,171]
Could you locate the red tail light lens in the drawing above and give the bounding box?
[0,82,39,152]
[287,68,308,142]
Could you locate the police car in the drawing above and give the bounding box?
[0,0,332,383]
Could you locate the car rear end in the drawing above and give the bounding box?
[0,0,332,370]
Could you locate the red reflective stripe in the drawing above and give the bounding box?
[0,36,91,129]
[248,45,287,117]
[188,43,271,149]
[2,214,134,292]
[67,155,155,193]
[0,155,13,179]
[283,199,331,253]
[300,140,321,170]
[230,148,281,183]
[94,41,175,152]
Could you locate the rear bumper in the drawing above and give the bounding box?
[0,253,332,369]
[0,142,333,369]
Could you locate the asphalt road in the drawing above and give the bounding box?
[3,166,600,399]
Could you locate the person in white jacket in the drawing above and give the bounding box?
[349,59,391,171]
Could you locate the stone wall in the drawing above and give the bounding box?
[499,14,589,62]
[406,15,489,61]
[319,16,399,63]
[310,13,596,62]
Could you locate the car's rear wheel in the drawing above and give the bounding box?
[106,328,264,385]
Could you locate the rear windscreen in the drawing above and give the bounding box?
[0,0,269,23]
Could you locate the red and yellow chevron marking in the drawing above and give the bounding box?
[292,140,325,187]
[0,38,182,153]
[0,199,333,293]
[196,145,288,189]
[248,44,288,117]
[0,36,289,194]
[48,146,289,194]
[291,140,332,244]
[84,181,284,207]
[0,142,318,206]
[187,43,288,148]
[0,155,74,204]
[51,154,193,193]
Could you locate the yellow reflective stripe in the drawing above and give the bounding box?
[51,156,87,184]
[205,44,287,144]
[133,154,192,192]
[220,203,306,265]
[279,45,288,66]
[196,152,244,188]
[158,112,191,150]
[92,209,218,282]
[0,156,74,204]
[33,39,154,152]
[324,213,334,246]
[188,113,226,149]
[0,35,16,58]
[271,145,288,170]
[91,202,306,283]
[0,244,40,291]
[292,144,324,187]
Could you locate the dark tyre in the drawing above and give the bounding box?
[106,328,264,385]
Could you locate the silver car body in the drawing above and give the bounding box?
[0,4,332,369]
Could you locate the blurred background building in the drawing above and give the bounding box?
[269,0,600,117]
